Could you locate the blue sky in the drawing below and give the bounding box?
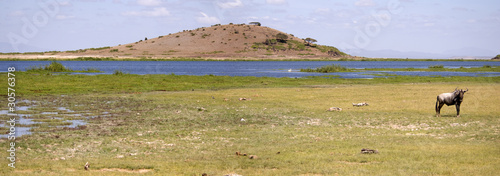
[1,0,499,58]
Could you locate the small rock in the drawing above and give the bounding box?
[353,102,369,107]
[116,155,124,158]
[84,162,90,170]
[360,148,379,154]
[60,157,66,160]
[327,107,342,112]
[249,155,257,159]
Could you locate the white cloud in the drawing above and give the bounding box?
[56,15,75,20]
[266,0,286,5]
[122,7,170,17]
[466,19,476,23]
[423,22,435,27]
[196,12,220,24]
[355,0,375,7]
[137,0,161,6]
[217,0,243,9]
[9,10,25,17]
[58,1,72,6]
[315,8,330,14]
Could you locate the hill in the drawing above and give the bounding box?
[1,23,348,60]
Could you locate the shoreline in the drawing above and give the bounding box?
[0,55,496,61]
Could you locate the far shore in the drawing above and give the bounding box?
[0,54,496,61]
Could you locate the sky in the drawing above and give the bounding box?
[1,0,499,58]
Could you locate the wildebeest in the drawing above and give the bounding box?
[435,88,468,117]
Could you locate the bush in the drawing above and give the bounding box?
[429,65,444,69]
[300,64,350,73]
[113,70,125,75]
[27,61,73,72]
[276,33,288,43]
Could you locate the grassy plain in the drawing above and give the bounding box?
[0,72,499,175]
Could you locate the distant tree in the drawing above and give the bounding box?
[264,39,277,45]
[304,38,317,46]
[145,37,148,41]
[276,33,288,43]
[249,22,261,26]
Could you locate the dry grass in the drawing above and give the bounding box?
[1,82,498,175]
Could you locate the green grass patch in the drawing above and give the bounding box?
[25,61,102,73]
[26,61,73,72]
[300,64,351,73]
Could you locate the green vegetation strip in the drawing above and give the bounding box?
[301,64,500,73]
[1,71,498,96]
[25,61,101,73]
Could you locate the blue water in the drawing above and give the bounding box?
[1,61,499,78]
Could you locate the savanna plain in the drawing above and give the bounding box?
[0,70,499,175]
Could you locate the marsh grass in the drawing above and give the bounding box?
[300,64,351,73]
[429,64,445,69]
[25,61,102,73]
[1,71,497,96]
[26,61,72,72]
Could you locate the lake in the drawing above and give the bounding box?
[2,61,500,78]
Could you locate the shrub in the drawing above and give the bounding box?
[113,70,125,75]
[300,64,350,73]
[27,61,73,72]
[429,65,444,69]
[110,49,119,52]
[276,33,288,43]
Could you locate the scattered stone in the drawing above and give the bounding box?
[84,162,90,170]
[239,97,251,101]
[223,98,230,101]
[224,174,242,176]
[116,155,124,158]
[353,102,369,107]
[249,155,257,159]
[360,148,378,154]
[202,173,208,176]
[276,151,280,154]
[60,157,66,160]
[327,107,342,112]
[197,107,206,111]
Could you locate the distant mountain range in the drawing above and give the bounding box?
[349,47,497,60]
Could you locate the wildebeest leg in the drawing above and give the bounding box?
[436,98,443,117]
[455,104,460,117]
